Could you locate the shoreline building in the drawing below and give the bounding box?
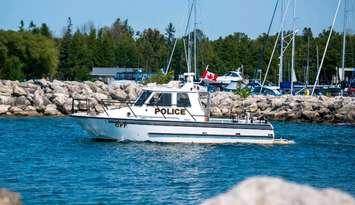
[90,67,151,83]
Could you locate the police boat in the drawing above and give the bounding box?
[71,73,292,144]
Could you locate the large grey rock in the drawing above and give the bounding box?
[12,85,26,97]
[92,93,108,101]
[110,89,127,100]
[20,81,39,94]
[8,106,23,115]
[62,98,74,114]
[271,97,284,109]
[0,96,15,105]
[0,86,13,96]
[33,79,49,87]
[32,89,44,106]
[14,96,31,106]
[12,106,41,116]
[52,93,69,108]
[0,105,10,114]
[51,85,67,94]
[302,110,320,121]
[0,188,21,205]
[44,104,61,115]
[202,177,355,205]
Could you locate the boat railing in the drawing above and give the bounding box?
[210,117,269,124]
[100,99,137,118]
[71,98,90,114]
[183,107,197,121]
[231,115,269,124]
[71,98,137,118]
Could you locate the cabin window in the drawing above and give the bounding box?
[148,93,172,106]
[134,91,152,106]
[177,93,191,107]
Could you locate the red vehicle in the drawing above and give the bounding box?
[348,79,355,96]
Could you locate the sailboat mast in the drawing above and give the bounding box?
[312,0,342,95]
[291,0,296,95]
[193,0,197,78]
[341,0,348,81]
[279,0,284,87]
[306,36,310,86]
[187,25,192,73]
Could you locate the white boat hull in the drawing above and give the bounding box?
[74,116,282,144]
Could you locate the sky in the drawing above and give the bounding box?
[1,0,354,39]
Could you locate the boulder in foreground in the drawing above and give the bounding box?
[0,189,21,205]
[202,176,355,205]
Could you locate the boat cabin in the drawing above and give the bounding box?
[127,86,209,122]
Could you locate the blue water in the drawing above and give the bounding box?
[0,117,354,204]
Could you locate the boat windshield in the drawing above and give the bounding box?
[177,93,191,107]
[147,93,172,106]
[134,90,152,106]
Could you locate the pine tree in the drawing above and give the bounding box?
[165,22,176,46]
[59,17,73,80]
[19,20,25,32]
[40,23,52,38]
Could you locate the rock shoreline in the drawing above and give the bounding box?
[0,79,354,124]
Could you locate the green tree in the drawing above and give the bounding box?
[110,18,138,67]
[29,21,40,34]
[69,30,92,80]
[40,23,52,38]
[96,28,115,67]
[19,20,25,32]
[137,28,168,71]
[59,17,73,80]
[0,31,58,79]
[165,22,176,46]
[0,56,24,80]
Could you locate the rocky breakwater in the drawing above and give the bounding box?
[0,79,354,124]
[209,92,355,124]
[0,79,141,116]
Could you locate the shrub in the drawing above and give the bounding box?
[235,87,252,98]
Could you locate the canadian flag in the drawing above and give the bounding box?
[202,66,218,81]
